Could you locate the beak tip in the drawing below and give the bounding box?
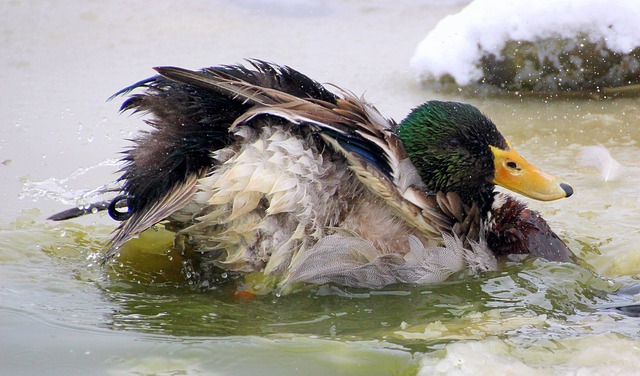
[560,183,573,198]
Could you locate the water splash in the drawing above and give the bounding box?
[20,158,121,207]
[577,145,623,181]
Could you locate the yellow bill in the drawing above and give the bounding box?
[490,142,573,201]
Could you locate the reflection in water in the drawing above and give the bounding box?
[93,238,632,354]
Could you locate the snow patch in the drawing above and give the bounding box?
[411,0,640,87]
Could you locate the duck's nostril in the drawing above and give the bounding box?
[560,183,573,198]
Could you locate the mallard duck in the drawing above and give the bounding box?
[50,60,574,290]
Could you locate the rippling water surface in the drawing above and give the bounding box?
[2,1,639,375]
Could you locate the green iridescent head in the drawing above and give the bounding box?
[397,101,572,209]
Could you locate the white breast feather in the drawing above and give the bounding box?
[177,126,351,274]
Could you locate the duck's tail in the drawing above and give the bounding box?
[50,61,343,260]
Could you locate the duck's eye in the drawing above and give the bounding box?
[505,160,520,170]
[448,138,459,147]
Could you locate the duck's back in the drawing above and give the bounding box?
[173,121,428,276]
[107,61,438,279]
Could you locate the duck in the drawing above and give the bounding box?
[49,60,575,290]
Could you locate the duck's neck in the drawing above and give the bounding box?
[410,165,497,217]
[467,184,497,217]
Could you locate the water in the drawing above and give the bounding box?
[2,1,640,375]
